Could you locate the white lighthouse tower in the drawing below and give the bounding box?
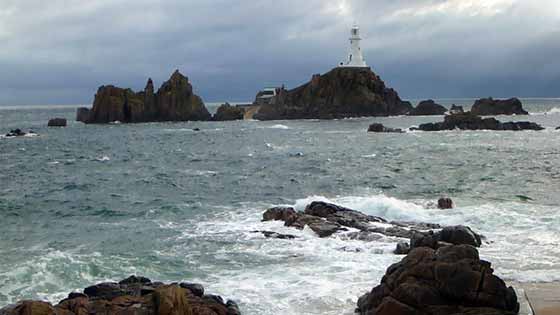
[340,24,368,68]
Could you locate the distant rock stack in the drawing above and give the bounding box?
[254,67,412,120]
[471,97,528,116]
[408,100,447,116]
[81,70,211,124]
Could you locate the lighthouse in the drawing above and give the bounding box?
[340,24,368,68]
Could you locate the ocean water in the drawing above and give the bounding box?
[1,99,560,314]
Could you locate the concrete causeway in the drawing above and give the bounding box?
[514,283,560,315]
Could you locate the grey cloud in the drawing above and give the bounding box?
[0,0,559,105]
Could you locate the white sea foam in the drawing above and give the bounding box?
[95,156,110,162]
[531,107,560,115]
[267,124,291,130]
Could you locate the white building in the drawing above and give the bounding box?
[339,24,368,68]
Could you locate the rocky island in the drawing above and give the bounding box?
[254,67,412,120]
[471,97,528,116]
[78,70,211,124]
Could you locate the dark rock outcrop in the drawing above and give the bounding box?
[261,202,473,241]
[410,226,482,251]
[449,104,464,114]
[4,129,36,137]
[47,118,67,127]
[437,197,453,209]
[471,97,528,116]
[414,112,543,131]
[76,107,91,122]
[367,123,404,133]
[356,245,519,315]
[0,276,240,315]
[254,67,412,120]
[85,70,211,124]
[408,100,447,116]
[213,103,245,121]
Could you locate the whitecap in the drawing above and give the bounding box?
[267,124,291,130]
[95,156,110,162]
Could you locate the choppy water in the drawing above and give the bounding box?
[1,99,560,314]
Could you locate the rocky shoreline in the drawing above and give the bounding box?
[0,276,240,315]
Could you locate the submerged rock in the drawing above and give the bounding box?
[47,118,67,127]
[0,276,241,315]
[356,245,519,315]
[471,97,528,116]
[213,103,245,121]
[4,129,36,137]
[408,100,447,116]
[367,123,404,133]
[252,230,298,239]
[254,67,412,120]
[85,70,211,124]
[414,112,543,131]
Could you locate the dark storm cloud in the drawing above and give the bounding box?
[0,0,559,105]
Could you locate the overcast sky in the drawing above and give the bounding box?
[1,0,559,105]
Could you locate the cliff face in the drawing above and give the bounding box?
[254,67,412,120]
[84,70,211,124]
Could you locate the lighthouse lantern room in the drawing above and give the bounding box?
[339,24,368,68]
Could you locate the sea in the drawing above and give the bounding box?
[1,99,560,315]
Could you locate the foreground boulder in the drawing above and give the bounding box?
[471,97,528,116]
[367,123,404,133]
[414,112,543,131]
[356,245,519,315]
[408,100,447,116]
[0,276,240,315]
[254,67,412,120]
[84,70,211,124]
[47,118,67,127]
[213,103,245,121]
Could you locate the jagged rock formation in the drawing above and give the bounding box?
[413,112,543,131]
[213,103,245,121]
[47,118,67,127]
[356,245,519,315]
[82,70,211,124]
[367,123,404,133]
[408,100,447,116]
[0,276,241,315]
[254,67,412,120]
[471,97,528,116]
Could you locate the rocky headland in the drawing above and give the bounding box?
[78,70,211,124]
[254,67,412,120]
[413,112,543,131]
[407,100,447,116]
[471,97,528,116]
[0,276,240,315]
